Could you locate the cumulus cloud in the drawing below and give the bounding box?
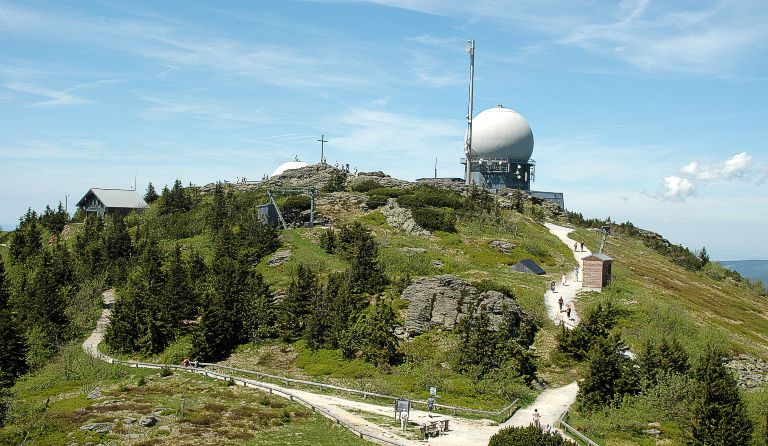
[659,152,759,201]
[662,176,695,201]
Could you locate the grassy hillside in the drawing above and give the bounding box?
[4,175,768,445]
[2,346,369,446]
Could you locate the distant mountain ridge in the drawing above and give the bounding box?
[718,260,768,284]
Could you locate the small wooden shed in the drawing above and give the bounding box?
[582,253,613,290]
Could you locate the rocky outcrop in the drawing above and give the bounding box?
[315,192,368,219]
[379,199,431,237]
[726,354,768,389]
[267,249,292,266]
[400,275,521,337]
[489,240,516,254]
[352,171,411,189]
[80,422,115,434]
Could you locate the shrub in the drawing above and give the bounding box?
[489,425,568,446]
[411,207,456,232]
[396,186,464,210]
[350,179,382,193]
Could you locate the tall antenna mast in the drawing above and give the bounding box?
[464,38,475,185]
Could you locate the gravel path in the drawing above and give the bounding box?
[543,223,592,329]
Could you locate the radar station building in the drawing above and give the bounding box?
[461,105,535,190]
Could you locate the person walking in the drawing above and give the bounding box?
[427,396,435,418]
[574,266,579,281]
[550,281,556,293]
[558,296,564,311]
[573,242,578,251]
[532,408,541,429]
[566,305,572,320]
[561,274,567,286]
[580,241,584,252]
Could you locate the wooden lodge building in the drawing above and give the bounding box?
[77,188,148,217]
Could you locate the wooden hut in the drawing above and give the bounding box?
[582,253,612,290]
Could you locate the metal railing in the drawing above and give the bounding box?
[558,410,600,446]
[107,358,408,446]
[200,362,519,421]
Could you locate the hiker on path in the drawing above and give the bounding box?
[427,396,436,418]
[182,357,190,367]
[561,274,567,286]
[574,242,578,251]
[550,281,556,293]
[566,305,572,320]
[533,408,541,428]
[558,296,564,311]
[574,266,580,281]
[580,242,584,252]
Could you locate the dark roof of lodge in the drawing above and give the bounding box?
[77,188,148,209]
[511,259,546,275]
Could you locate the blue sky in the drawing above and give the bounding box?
[1,0,767,260]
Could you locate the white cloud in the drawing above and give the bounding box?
[662,175,695,201]
[3,82,92,107]
[355,0,768,75]
[678,152,753,182]
[658,152,761,201]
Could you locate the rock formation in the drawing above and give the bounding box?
[400,275,522,337]
[379,199,431,237]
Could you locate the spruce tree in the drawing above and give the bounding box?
[577,336,622,411]
[22,250,70,348]
[208,182,227,232]
[144,182,159,204]
[191,291,232,361]
[304,282,332,350]
[161,245,194,324]
[276,264,320,341]
[0,260,27,388]
[327,272,361,349]
[242,271,274,342]
[689,345,753,445]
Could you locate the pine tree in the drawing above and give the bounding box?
[22,250,70,348]
[342,297,399,367]
[304,282,333,350]
[103,215,133,285]
[208,182,227,232]
[241,271,274,342]
[161,245,194,325]
[577,336,622,411]
[191,291,232,361]
[0,260,27,388]
[327,272,361,349]
[275,264,320,341]
[689,345,753,445]
[144,182,159,204]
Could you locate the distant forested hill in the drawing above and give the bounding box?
[719,260,768,284]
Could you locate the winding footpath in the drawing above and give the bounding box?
[81,222,588,445]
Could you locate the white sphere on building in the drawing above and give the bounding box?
[271,160,309,177]
[466,105,534,160]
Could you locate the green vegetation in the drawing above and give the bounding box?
[3,176,768,445]
[489,425,569,446]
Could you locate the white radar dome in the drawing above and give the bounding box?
[466,105,534,160]
[271,160,309,177]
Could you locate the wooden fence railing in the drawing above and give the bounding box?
[558,410,600,446]
[109,358,408,446]
[200,362,519,422]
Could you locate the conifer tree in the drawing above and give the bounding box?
[276,264,320,341]
[0,260,27,388]
[103,215,133,284]
[22,250,70,348]
[242,271,273,342]
[689,345,753,445]
[161,245,194,324]
[144,182,159,204]
[304,282,332,350]
[577,336,622,411]
[342,297,399,367]
[327,272,361,349]
[208,182,227,232]
[191,291,232,361]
